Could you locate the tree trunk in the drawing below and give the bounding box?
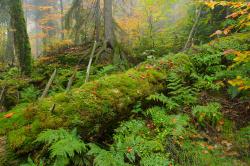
[94,0,100,42]
[59,0,64,40]
[5,28,15,65]
[104,0,114,47]
[10,0,32,76]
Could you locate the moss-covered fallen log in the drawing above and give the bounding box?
[6,60,170,153]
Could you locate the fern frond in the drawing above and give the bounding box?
[35,128,69,144]
[50,137,86,158]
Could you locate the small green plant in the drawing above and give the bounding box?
[21,157,43,166]
[235,126,250,158]
[87,144,127,166]
[20,85,40,103]
[192,102,222,128]
[96,65,118,77]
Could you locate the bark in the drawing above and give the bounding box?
[5,28,15,65]
[94,0,100,41]
[10,0,32,76]
[104,0,114,47]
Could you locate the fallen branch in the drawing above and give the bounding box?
[85,41,97,83]
[183,6,202,51]
[0,86,6,105]
[66,69,77,92]
[40,69,57,100]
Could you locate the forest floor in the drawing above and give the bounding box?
[0,32,249,165]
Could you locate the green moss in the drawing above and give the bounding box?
[0,103,29,135]
[8,128,27,150]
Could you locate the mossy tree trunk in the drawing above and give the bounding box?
[9,0,32,76]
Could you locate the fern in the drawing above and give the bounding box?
[35,128,69,144]
[87,144,127,166]
[166,73,197,106]
[192,102,222,127]
[35,128,87,166]
[147,93,180,111]
[20,157,43,166]
[147,107,189,139]
[148,73,197,111]
[50,137,86,158]
[140,153,171,166]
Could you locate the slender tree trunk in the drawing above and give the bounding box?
[183,7,201,51]
[59,0,64,40]
[94,0,100,42]
[104,0,114,47]
[10,0,32,76]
